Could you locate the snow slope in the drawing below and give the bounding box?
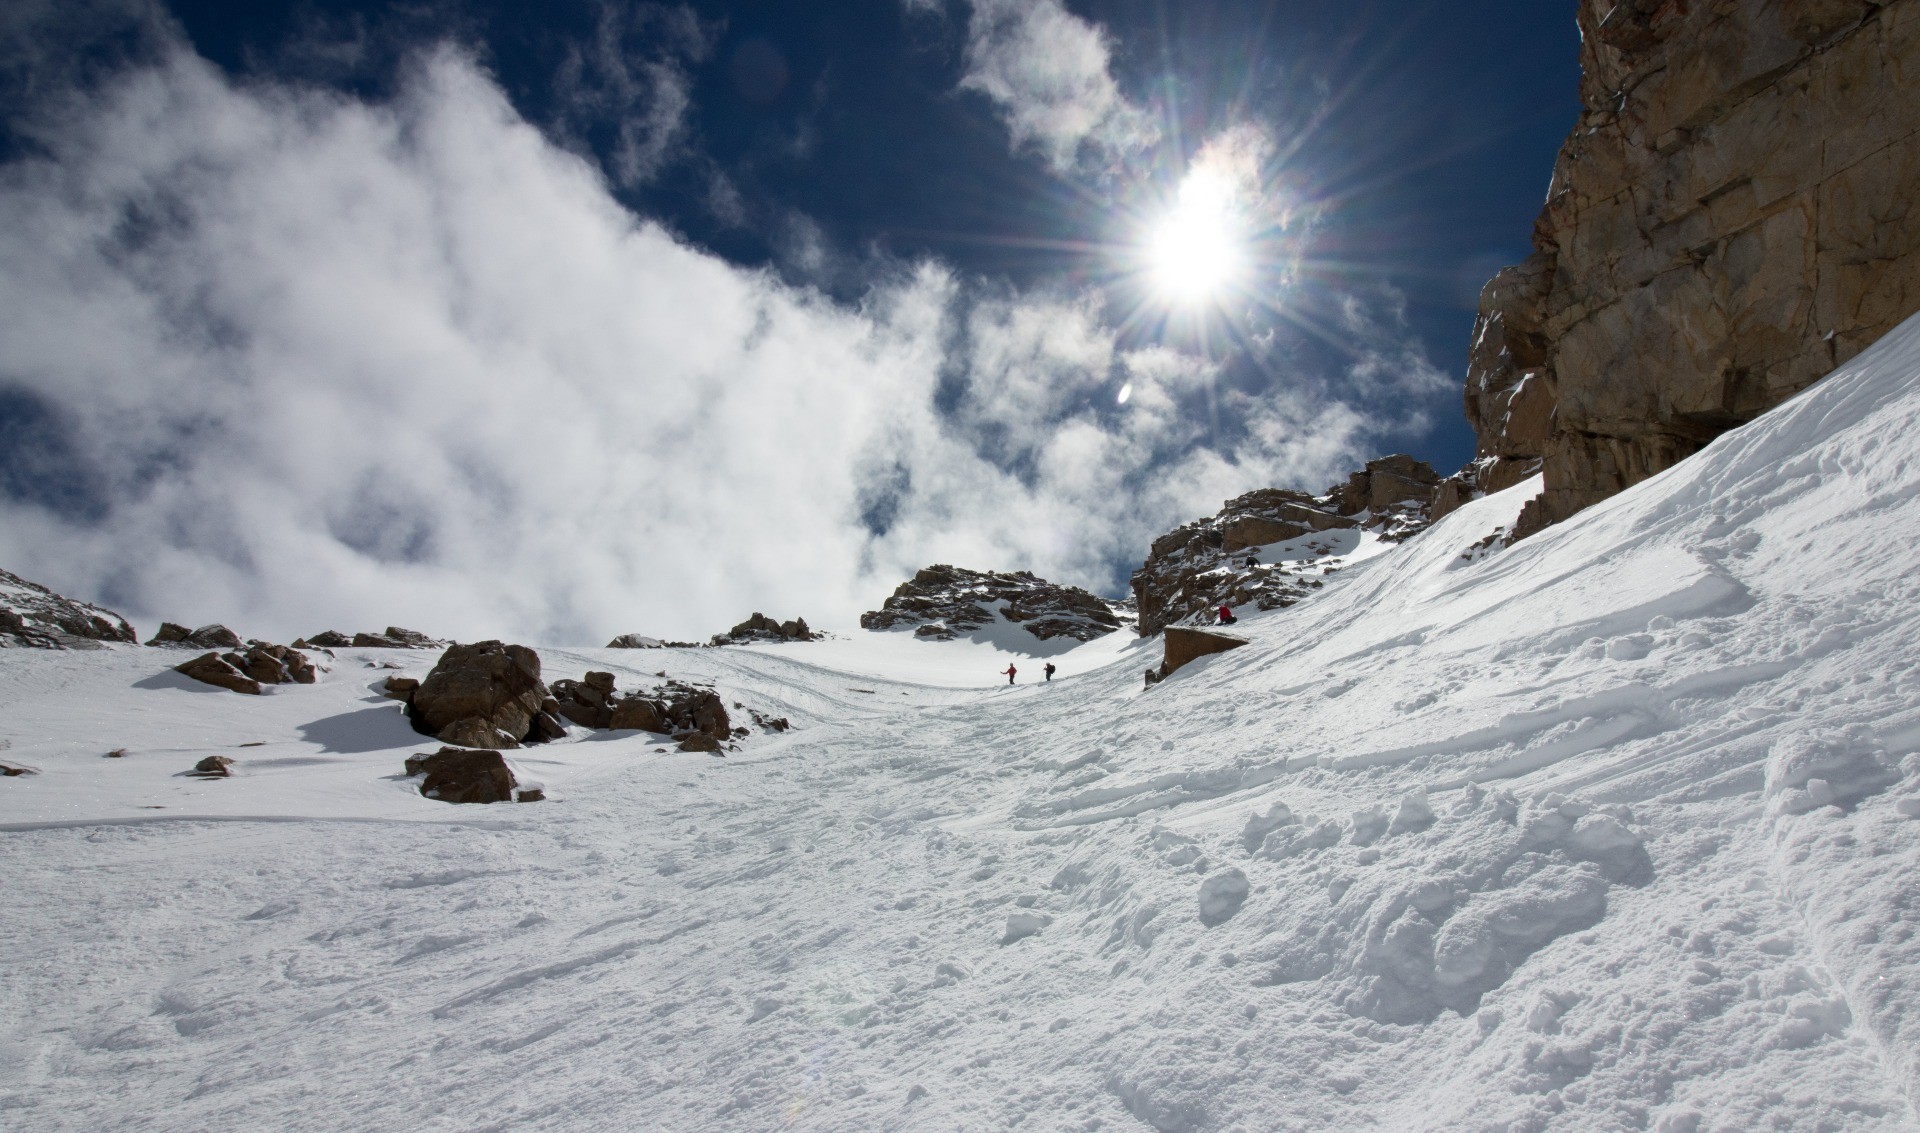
[8,314,1920,1131]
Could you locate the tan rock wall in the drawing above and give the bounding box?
[1465,0,1920,535]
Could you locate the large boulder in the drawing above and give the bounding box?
[1459,0,1920,537]
[1145,628,1249,686]
[861,566,1122,642]
[403,746,520,804]
[0,568,138,649]
[407,641,560,750]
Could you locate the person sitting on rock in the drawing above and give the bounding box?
[1002,663,1017,685]
[1043,662,1056,681]
[1217,604,1237,626]
[1243,550,1260,568]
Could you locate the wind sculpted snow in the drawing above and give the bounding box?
[9,316,1920,1129]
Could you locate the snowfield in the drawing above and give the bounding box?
[8,316,1920,1132]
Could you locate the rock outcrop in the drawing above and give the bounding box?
[1131,457,1441,636]
[607,680,732,743]
[861,565,1122,642]
[402,746,531,804]
[148,623,243,649]
[175,642,317,694]
[711,613,814,645]
[1459,0,1920,536]
[1144,627,1249,686]
[0,568,136,649]
[606,633,698,649]
[405,641,564,750]
[292,626,445,649]
[550,671,619,729]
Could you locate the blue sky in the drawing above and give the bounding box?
[0,0,1579,640]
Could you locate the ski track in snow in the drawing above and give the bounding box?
[11,321,1920,1129]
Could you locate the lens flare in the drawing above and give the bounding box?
[1147,166,1247,304]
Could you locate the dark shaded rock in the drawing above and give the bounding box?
[516,788,546,803]
[551,673,617,729]
[0,761,37,776]
[302,630,353,648]
[678,732,723,753]
[351,627,445,649]
[191,755,234,778]
[1145,627,1249,686]
[408,641,552,750]
[148,622,243,649]
[608,696,668,733]
[382,675,420,701]
[711,612,815,646]
[861,565,1122,642]
[404,746,517,804]
[176,652,263,695]
[0,568,137,649]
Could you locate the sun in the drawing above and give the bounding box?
[1146,166,1247,305]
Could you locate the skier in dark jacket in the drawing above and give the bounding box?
[1043,662,1056,681]
[1002,663,1017,685]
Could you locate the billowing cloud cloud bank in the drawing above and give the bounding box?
[0,22,1436,643]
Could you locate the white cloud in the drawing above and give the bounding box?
[946,0,1157,172]
[0,35,1412,644]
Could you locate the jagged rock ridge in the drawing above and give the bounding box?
[1454,0,1920,535]
[711,613,813,646]
[1131,456,1441,637]
[0,568,136,649]
[861,565,1122,642]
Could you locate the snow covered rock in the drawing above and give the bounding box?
[710,612,813,645]
[860,564,1121,642]
[0,569,137,649]
[402,746,519,804]
[606,680,731,741]
[407,641,560,750]
[1131,461,1441,636]
[350,627,445,649]
[174,642,317,693]
[550,670,618,729]
[147,622,243,649]
[173,652,262,694]
[605,633,698,648]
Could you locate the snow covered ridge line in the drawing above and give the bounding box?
[0,567,136,648]
[1129,454,1445,637]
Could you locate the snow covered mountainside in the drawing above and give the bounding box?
[7,315,1920,1131]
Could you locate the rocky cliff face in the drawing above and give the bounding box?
[861,565,1123,642]
[0,568,137,649]
[1459,0,1920,535]
[1130,456,1442,636]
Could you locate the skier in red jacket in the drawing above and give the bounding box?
[1217,604,1237,626]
